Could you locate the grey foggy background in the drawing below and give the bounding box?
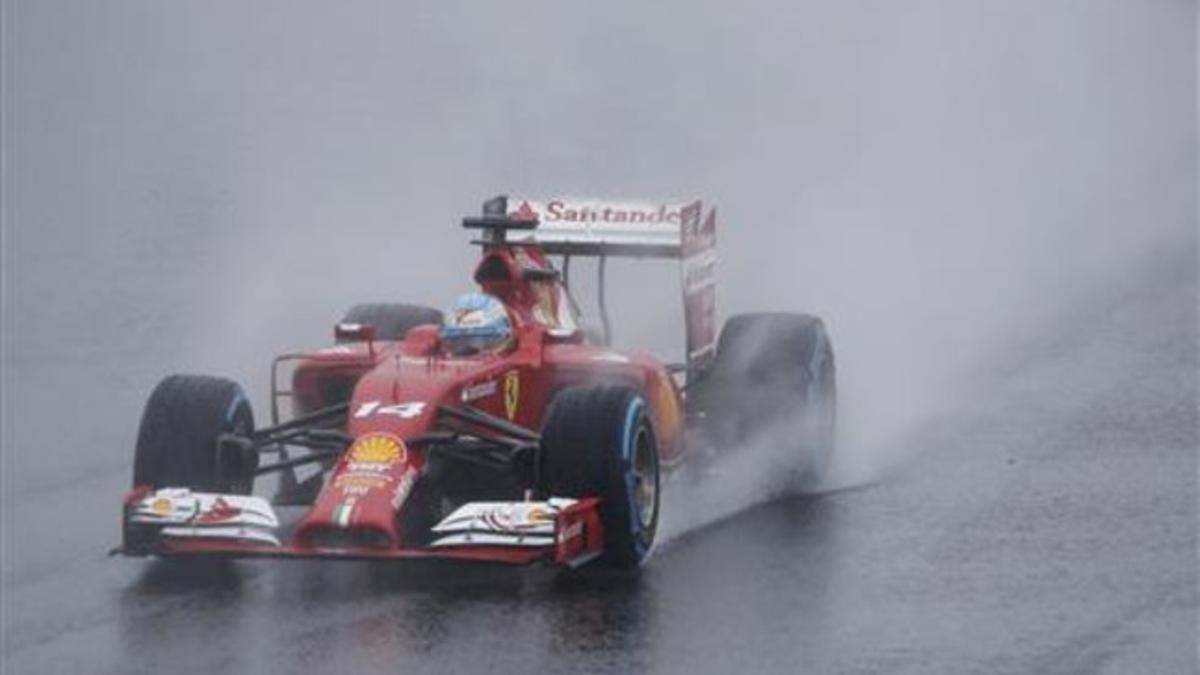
[5,0,1192,490]
[1,1,1196,673]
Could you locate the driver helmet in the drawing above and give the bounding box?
[440,292,513,355]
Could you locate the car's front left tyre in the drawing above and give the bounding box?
[134,374,256,494]
[540,384,661,569]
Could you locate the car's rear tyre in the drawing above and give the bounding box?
[691,312,836,487]
[134,374,256,494]
[338,303,442,342]
[541,384,660,569]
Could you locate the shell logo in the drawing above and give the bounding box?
[349,434,405,464]
[151,497,173,515]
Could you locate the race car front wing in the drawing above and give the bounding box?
[118,486,605,568]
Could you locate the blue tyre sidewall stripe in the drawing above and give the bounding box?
[621,397,650,556]
[225,388,248,425]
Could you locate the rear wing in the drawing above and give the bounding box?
[466,195,718,376]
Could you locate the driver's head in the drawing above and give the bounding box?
[440,292,513,356]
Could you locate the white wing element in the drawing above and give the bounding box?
[158,526,282,546]
[429,498,577,548]
[130,488,281,546]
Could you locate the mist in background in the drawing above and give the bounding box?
[3,0,1194,503]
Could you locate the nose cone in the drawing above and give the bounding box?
[294,432,419,550]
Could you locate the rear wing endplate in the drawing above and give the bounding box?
[469,195,718,376]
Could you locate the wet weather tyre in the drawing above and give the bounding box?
[338,303,442,342]
[541,385,660,569]
[133,374,256,494]
[692,313,836,486]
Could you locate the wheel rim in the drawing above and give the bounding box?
[631,427,658,528]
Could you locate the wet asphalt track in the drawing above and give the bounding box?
[2,244,1195,675]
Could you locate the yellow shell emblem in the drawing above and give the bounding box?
[349,433,404,464]
[504,370,520,420]
[151,497,173,515]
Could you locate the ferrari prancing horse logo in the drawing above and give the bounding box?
[503,370,520,420]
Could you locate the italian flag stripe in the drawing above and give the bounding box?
[333,502,352,528]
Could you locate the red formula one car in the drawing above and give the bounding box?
[118,196,836,569]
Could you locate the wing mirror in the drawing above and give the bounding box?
[334,322,377,342]
[335,322,378,358]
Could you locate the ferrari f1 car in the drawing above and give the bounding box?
[118,196,836,569]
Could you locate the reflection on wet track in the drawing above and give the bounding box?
[111,496,842,674]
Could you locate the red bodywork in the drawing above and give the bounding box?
[127,243,685,567]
